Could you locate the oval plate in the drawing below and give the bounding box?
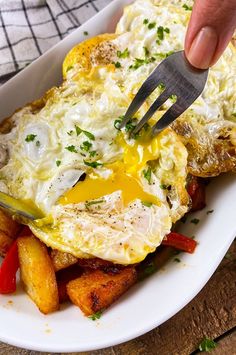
[0,0,235,352]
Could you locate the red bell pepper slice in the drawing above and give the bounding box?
[162,232,197,254]
[187,175,206,212]
[0,239,19,294]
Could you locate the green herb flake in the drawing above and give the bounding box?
[183,4,193,11]
[89,150,97,157]
[114,61,121,68]
[56,160,61,167]
[25,134,37,142]
[67,130,74,136]
[83,130,95,140]
[125,119,136,132]
[83,31,88,36]
[88,310,103,321]
[143,46,150,57]
[190,218,200,225]
[84,160,103,168]
[199,338,217,352]
[142,201,153,207]
[85,199,104,208]
[129,56,155,70]
[65,145,78,153]
[114,119,122,130]
[207,209,214,215]
[117,48,130,58]
[75,125,82,136]
[36,140,40,147]
[80,141,92,152]
[160,184,169,190]
[158,82,165,91]
[143,167,152,185]
[148,22,156,30]
[164,27,170,33]
[157,26,164,40]
[174,257,181,263]
[143,18,149,25]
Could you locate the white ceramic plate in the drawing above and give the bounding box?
[0,0,235,352]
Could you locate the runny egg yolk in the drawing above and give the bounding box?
[59,133,161,207]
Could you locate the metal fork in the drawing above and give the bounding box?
[119,51,208,136]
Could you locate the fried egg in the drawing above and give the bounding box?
[0,0,235,264]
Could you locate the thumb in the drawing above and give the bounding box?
[185,0,236,69]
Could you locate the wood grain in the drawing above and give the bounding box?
[0,241,235,355]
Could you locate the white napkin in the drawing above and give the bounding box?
[0,0,109,82]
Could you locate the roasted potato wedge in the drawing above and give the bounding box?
[17,234,59,314]
[51,249,78,272]
[67,267,137,316]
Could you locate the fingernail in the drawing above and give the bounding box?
[187,26,218,69]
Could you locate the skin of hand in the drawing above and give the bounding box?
[185,0,236,69]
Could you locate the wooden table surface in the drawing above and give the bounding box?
[0,240,235,355]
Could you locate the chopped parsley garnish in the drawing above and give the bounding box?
[143,18,149,25]
[142,201,153,207]
[65,145,78,153]
[190,218,200,225]
[75,125,95,140]
[84,160,103,168]
[207,209,214,215]
[25,134,37,142]
[117,48,129,58]
[174,257,181,263]
[164,27,170,33]
[36,140,40,147]
[85,199,104,208]
[114,61,121,68]
[154,51,174,59]
[83,31,88,35]
[67,130,74,136]
[56,160,61,167]
[199,338,217,352]
[160,184,169,190]
[80,141,92,152]
[157,26,164,40]
[129,56,155,70]
[114,119,122,130]
[148,22,156,30]
[89,150,97,157]
[88,310,103,321]
[143,167,152,185]
[183,4,193,11]
[143,46,150,57]
[125,119,136,132]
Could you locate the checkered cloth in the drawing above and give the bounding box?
[0,0,110,83]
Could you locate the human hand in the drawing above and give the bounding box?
[185,0,236,69]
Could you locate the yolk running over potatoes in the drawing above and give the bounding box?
[59,133,162,207]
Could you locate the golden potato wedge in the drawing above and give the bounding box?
[67,267,137,316]
[62,33,117,78]
[51,249,78,271]
[17,234,59,314]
